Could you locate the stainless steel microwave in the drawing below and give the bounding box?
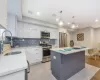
[41,31,50,39]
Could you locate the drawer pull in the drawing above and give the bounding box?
[53,56,56,59]
[35,49,38,50]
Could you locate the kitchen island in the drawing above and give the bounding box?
[50,47,88,80]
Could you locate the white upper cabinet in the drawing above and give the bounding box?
[0,0,7,28]
[17,22,24,38]
[23,23,41,38]
[17,21,58,39]
[6,14,17,37]
[8,0,22,19]
[17,22,41,38]
[39,27,49,32]
[50,28,59,39]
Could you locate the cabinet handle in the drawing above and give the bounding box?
[27,60,30,73]
[35,49,38,50]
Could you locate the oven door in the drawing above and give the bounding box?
[43,48,50,56]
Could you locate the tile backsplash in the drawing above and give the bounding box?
[6,37,56,47]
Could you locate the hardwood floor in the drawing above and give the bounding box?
[91,70,100,80]
[85,56,100,80]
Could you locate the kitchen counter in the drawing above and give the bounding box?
[51,47,88,55]
[12,46,42,49]
[0,48,28,77]
[51,47,88,80]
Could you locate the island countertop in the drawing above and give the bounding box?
[51,47,88,55]
[0,48,28,77]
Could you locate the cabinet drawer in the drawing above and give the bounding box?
[33,48,42,53]
[25,47,42,65]
[34,53,42,61]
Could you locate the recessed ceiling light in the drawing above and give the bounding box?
[59,21,64,26]
[71,24,75,29]
[95,19,99,22]
[76,25,78,28]
[56,18,59,22]
[36,12,40,16]
[67,22,70,25]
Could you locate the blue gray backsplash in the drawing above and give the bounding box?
[6,36,56,47]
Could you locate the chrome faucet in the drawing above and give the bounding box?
[1,29,13,54]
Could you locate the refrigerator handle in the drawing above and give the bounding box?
[27,60,30,73]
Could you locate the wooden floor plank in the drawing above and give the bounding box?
[90,70,100,80]
[85,56,100,80]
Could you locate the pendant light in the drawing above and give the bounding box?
[70,16,78,29]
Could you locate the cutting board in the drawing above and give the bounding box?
[3,44,11,55]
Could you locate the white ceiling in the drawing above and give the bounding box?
[22,0,100,28]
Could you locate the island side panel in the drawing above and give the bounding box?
[51,51,62,80]
[61,51,85,80]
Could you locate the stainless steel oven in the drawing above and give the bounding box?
[42,46,51,63]
[39,41,52,63]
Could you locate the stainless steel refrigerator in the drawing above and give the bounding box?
[59,32,67,47]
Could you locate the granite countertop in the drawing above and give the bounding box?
[0,48,28,77]
[51,47,89,55]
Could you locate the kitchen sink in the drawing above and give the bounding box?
[58,48,73,52]
[5,51,21,56]
[58,47,86,53]
[73,47,81,49]
[73,47,86,50]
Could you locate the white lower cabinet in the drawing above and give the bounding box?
[25,47,42,65]
[0,70,25,80]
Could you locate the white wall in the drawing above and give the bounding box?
[70,27,94,48]
[90,28,95,48]
[94,28,100,48]
[8,0,22,19]
[0,0,7,27]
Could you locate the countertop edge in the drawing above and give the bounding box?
[0,66,27,77]
[51,48,89,55]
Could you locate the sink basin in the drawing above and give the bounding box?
[64,48,73,51]
[58,48,73,52]
[5,51,21,56]
[73,47,81,49]
[58,47,86,53]
[73,47,86,50]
